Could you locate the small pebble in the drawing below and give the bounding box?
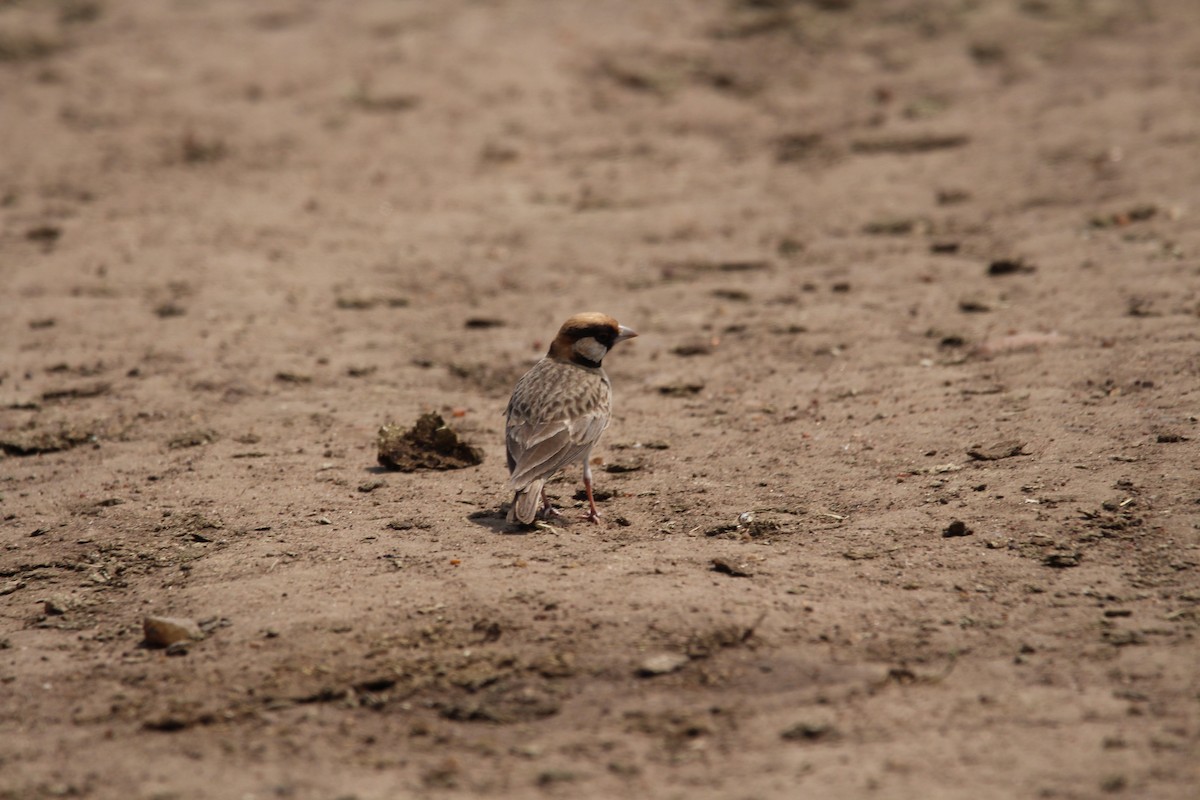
[143,616,204,648]
[636,652,689,677]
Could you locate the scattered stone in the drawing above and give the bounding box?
[274,371,312,384]
[781,721,838,742]
[671,342,714,357]
[26,224,62,245]
[464,317,505,329]
[776,132,824,163]
[842,548,878,561]
[851,132,970,154]
[943,520,972,538]
[967,440,1026,461]
[972,331,1064,358]
[637,652,690,677]
[987,258,1036,276]
[711,557,752,577]
[377,413,483,472]
[357,479,386,493]
[1090,204,1157,229]
[167,428,219,449]
[536,770,578,788]
[0,580,25,597]
[1155,433,1188,443]
[937,188,972,205]
[44,595,72,615]
[959,298,991,313]
[143,616,205,648]
[386,518,430,531]
[41,382,111,402]
[862,217,924,236]
[658,383,704,397]
[316,517,332,525]
[1103,630,1145,647]
[1043,552,1081,569]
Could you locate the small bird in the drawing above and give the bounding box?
[505,312,638,525]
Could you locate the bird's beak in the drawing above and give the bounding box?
[615,325,638,343]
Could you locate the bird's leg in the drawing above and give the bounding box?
[581,460,601,524]
[539,487,563,519]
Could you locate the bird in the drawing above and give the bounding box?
[505,312,638,525]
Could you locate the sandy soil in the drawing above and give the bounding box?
[2,1,1199,798]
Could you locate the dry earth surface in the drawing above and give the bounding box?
[2,1,1199,798]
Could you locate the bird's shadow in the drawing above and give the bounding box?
[466,508,531,535]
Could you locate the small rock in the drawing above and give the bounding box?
[1103,630,1145,647]
[842,548,878,561]
[987,258,1036,276]
[143,616,205,648]
[711,557,752,577]
[637,652,690,677]
[943,520,972,538]
[657,383,705,397]
[167,429,218,449]
[1043,552,1081,569]
[0,580,26,597]
[316,517,332,525]
[967,440,1026,461]
[781,721,838,742]
[44,595,72,615]
[357,479,386,493]
[464,317,505,329]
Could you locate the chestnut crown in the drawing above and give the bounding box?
[548,312,637,368]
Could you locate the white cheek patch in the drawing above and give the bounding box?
[574,337,609,364]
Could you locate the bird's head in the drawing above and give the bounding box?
[548,312,637,368]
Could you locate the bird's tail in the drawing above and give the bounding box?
[507,479,545,525]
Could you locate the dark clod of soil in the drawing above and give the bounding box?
[987,258,1036,276]
[464,317,506,329]
[711,557,752,578]
[0,422,103,456]
[781,721,838,742]
[377,413,483,472]
[658,383,705,397]
[26,224,62,245]
[943,520,973,538]
[167,429,219,449]
[1043,551,1082,569]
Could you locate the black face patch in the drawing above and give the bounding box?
[568,324,617,349]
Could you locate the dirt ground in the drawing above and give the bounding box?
[2,1,1199,798]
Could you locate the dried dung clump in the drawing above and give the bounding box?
[377,413,483,471]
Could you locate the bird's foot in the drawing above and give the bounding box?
[540,506,564,520]
[580,508,602,525]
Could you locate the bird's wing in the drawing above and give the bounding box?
[506,410,609,490]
